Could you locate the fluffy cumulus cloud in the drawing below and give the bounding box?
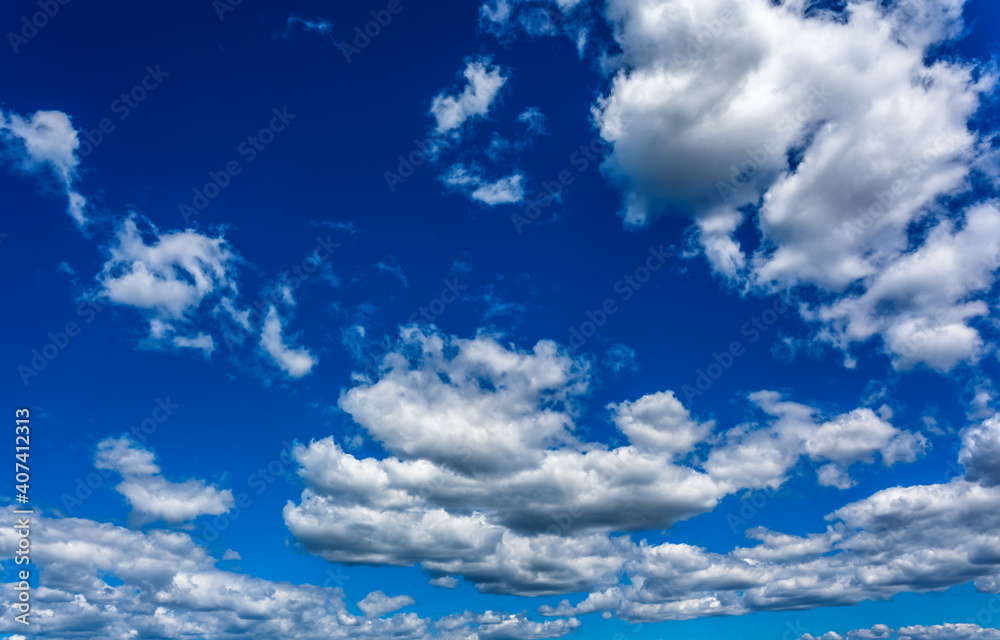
[94,216,239,351]
[430,57,507,135]
[0,445,577,639]
[592,0,999,370]
[545,475,1000,622]
[95,436,234,526]
[608,390,713,456]
[437,611,581,640]
[800,624,1000,640]
[91,216,322,376]
[284,329,934,602]
[896,625,1000,640]
[357,590,416,618]
[803,406,927,488]
[959,415,1000,487]
[0,108,87,224]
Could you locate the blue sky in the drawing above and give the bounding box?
[2,0,1000,638]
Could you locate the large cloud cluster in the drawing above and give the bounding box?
[0,514,580,640]
[591,0,998,370]
[284,329,942,611]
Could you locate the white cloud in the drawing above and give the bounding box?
[847,624,894,640]
[800,623,1000,640]
[96,436,234,526]
[338,327,588,474]
[0,515,431,639]
[809,203,1000,371]
[443,164,525,205]
[897,624,1000,640]
[430,57,507,134]
[260,306,318,378]
[0,108,88,224]
[430,576,459,588]
[704,391,926,491]
[0,511,580,639]
[95,216,240,349]
[438,611,581,640]
[93,216,321,376]
[592,0,998,370]
[960,415,1000,487]
[804,407,928,487]
[286,329,929,599]
[471,173,524,205]
[357,590,416,618]
[608,390,712,456]
[549,475,1000,622]
[172,332,216,356]
[517,106,548,136]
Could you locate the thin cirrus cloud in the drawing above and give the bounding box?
[0,108,88,225]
